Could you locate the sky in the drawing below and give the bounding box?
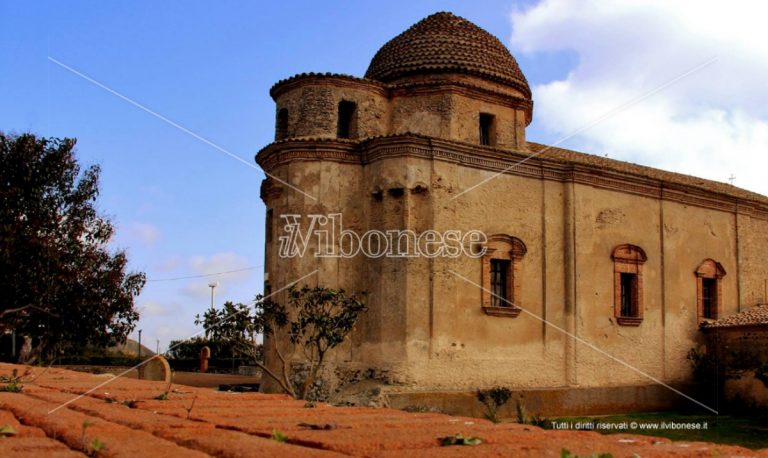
[1,1,766,352]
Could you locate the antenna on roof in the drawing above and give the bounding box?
[728,174,736,185]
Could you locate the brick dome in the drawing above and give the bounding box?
[365,12,531,98]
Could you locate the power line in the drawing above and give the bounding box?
[146,265,262,282]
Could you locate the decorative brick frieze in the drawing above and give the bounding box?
[255,135,768,220]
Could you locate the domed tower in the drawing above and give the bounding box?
[365,11,532,148]
[256,12,540,395]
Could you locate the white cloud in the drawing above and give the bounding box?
[180,281,223,301]
[138,300,181,317]
[510,0,768,194]
[179,251,255,302]
[153,256,184,273]
[189,251,252,280]
[127,222,161,245]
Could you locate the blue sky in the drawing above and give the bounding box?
[2,1,766,351]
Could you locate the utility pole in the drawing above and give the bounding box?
[138,329,142,360]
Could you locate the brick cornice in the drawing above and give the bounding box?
[254,135,768,220]
[270,73,388,99]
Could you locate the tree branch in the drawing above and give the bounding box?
[0,304,61,320]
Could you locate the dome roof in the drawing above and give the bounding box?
[365,12,530,97]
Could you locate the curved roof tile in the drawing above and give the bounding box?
[365,12,530,97]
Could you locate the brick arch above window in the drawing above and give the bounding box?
[611,244,647,264]
[486,234,527,256]
[696,259,726,321]
[611,244,647,326]
[481,234,527,318]
[695,259,726,279]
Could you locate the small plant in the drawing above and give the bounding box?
[439,434,483,446]
[122,399,138,409]
[513,398,548,426]
[0,424,17,437]
[80,420,93,452]
[303,400,316,408]
[271,430,288,442]
[184,395,197,420]
[89,438,106,455]
[476,386,512,423]
[515,398,527,423]
[154,392,169,401]
[0,369,23,393]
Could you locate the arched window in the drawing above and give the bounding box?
[696,259,726,321]
[276,108,289,140]
[612,244,647,326]
[337,101,357,139]
[481,234,526,317]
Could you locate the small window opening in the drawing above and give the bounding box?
[620,272,637,317]
[490,259,511,307]
[338,101,357,139]
[387,187,404,198]
[479,113,495,146]
[265,209,273,243]
[702,278,717,319]
[276,108,288,140]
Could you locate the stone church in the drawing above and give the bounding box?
[257,12,768,412]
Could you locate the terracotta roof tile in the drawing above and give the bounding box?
[0,364,765,456]
[701,304,768,328]
[365,12,531,96]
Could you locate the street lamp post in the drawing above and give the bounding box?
[208,282,218,309]
[138,329,143,360]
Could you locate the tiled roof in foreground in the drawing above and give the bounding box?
[701,304,768,329]
[0,363,765,456]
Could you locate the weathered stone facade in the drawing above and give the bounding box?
[700,305,768,409]
[256,12,768,410]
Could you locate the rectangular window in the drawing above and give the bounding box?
[338,101,356,139]
[276,108,288,140]
[702,278,717,318]
[479,113,495,146]
[620,272,636,317]
[490,259,510,307]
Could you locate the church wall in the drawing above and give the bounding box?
[388,157,568,389]
[259,158,374,390]
[258,139,768,396]
[343,158,417,378]
[736,213,768,307]
[570,185,664,387]
[389,93,454,139]
[661,199,739,381]
[448,93,526,149]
